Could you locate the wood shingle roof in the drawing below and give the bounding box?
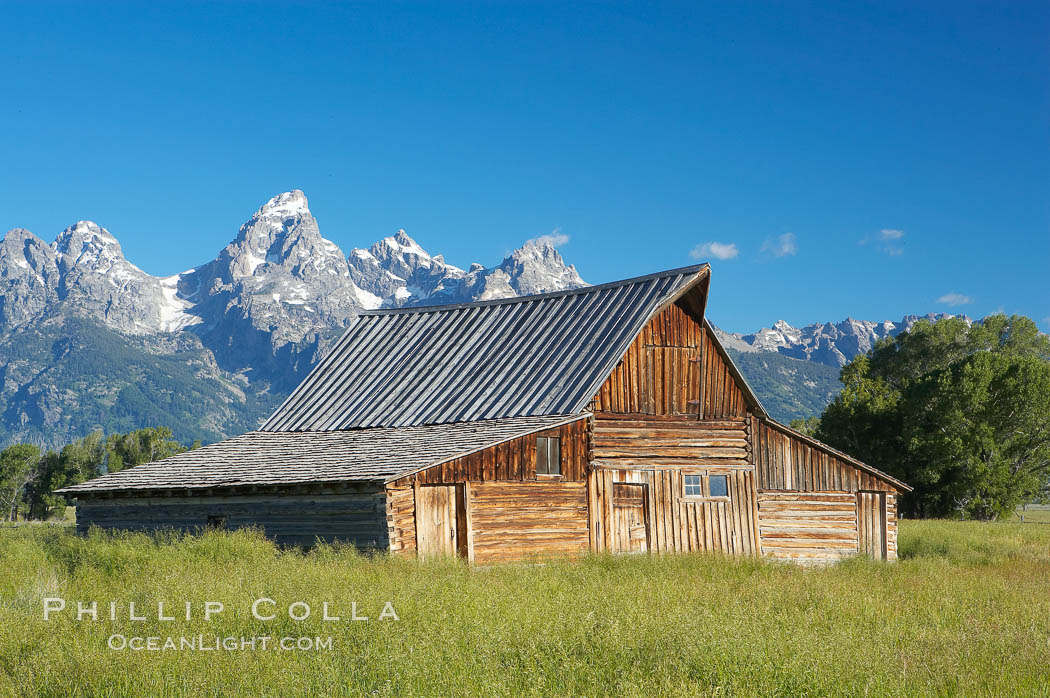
[57,414,587,494]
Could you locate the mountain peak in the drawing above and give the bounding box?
[232,190,321,254]
[379,229,430,259]
[1,228,52,258]
[52,221,125,266]
[510,238,571,265]
[522,237,557,251]
[259,190,309,217]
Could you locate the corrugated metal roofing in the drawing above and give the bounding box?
[57,415,586,494]
[263,264,709,431]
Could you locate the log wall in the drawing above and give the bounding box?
[756,491,859,563]
[386,484,416,556]
[468,481,590,564]
[592,412,751,468]
[386,419,591,561]
[887,494,898,560]
[75,486,388,549]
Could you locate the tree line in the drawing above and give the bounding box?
[791,314,1050,520]
[0,427,197,522]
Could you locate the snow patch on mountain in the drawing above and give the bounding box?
[158,273,202,332]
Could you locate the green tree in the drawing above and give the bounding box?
[29,431,106,519]
[103,427,188,473]
[789,416,821,437]
[0,444,41,521]
[817,315,1050,519]
[17,426,201,520]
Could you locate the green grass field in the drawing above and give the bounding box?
[0,520,1048,697]
[1011,504,1050,524]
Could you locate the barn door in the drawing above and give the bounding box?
[416,485,459,560]
[612,483,650,554]
[857,491,887,560]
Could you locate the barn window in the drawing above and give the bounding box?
[709,475,728,498]
[684,474,729,498]
[535,436,561,475]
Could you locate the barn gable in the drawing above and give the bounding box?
[590,280,764,420]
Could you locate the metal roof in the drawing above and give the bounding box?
[263,264,709,431]
[57,414,587,494]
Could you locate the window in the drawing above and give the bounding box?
[536,436,561,475]
[683,474,729,498]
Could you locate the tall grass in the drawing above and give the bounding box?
[0,520,1047,696]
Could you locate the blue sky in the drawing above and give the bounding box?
[2,1,1047,333]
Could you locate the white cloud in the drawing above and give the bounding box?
[860,228,906,255]
[761,233,798,258]
[937,292,973,307]
[690,241,739,260]
[527,228,569,247]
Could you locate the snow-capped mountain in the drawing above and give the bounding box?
[0,190,586,342]
[348,229,469,308]
[0,190,589,444]
[712,314,968,367]
[347,228,585,308]
[0,221,199,335]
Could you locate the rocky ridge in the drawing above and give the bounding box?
[712,314,968,367]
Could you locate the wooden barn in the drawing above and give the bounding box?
[59,264,910,564]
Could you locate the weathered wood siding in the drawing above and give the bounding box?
[593,301,703,416]
[468,481,589,564]
[592,413,751,468]
[589,297,902,565]
[887,494,898,560]
[756,491,859,563]
[389,419,588,487]
[386,485,417,556]
[386,420,591,562]
[588,412,760,556]
[699,327,749,420]
[589,466,759,556]
[753,418,896,493]
[75,486,388,549]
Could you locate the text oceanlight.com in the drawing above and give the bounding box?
[42,598,400,651]
[107,635,333,652]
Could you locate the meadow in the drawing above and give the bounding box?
[0,520,1047,697]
